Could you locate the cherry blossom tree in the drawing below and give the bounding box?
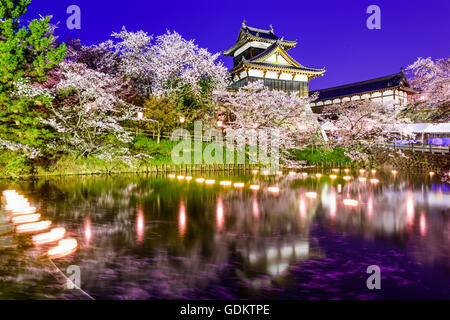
[406,57,449,110]
[39,61,142,158]
[322,99,410,163]
[213,81,320,167]
[150,31,228,99]
[109,27,154,96]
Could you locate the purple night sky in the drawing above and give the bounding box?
[25,0,449,90]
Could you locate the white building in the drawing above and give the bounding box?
[310,70,417,113]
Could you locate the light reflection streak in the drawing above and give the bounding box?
[299,195,307,219]
[178,201,186,237]
[420,212,426,236]
[367,195,374,219]
[406,191,415,227]
[216,196,224,231]
[136,207,144,244]
[330,190,337,220]
[252,194,259,219]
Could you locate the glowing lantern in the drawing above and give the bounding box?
[252,169,258,175]
[47,238,78,259]
[288,171,297,176]
[315,173,322,178]
[185,176,192,181]
[302,172,308,177]
[344,169,350,173]
[220,181,232,186]
[276,171,283,176]
[168,174,176,179]
[196,178,205,183]
[359,177,367,182]
[32,228,66,245]
[392,170,398,174]
[429,172,434,176]
[16,220,51,233]
[343,176,352,180]
[371,169,376,174]
[177,175,185,180]
[10,207,37,215]
[359,169,365,173]
[370,178,380,184]
[332,169,340,173]
[205,179,215,185]
[330,175,337,179]
[249,185,260,191]
[263,170,270,176]
[12,214,40,225]
[234,182,245,188]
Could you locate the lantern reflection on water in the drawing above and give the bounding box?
[343,199,358,206]
[305,192,317,199]
[268,186,280,194]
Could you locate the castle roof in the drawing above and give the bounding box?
[310,70,415,101]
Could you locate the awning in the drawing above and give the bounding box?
[423,123,450,134]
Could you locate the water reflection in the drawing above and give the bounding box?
[0,171,449,299]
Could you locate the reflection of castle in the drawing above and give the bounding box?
[224,20,325,96]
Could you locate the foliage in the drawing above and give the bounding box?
[38,61,141,158]
[150,30,229,116]
[214,81,321,167]
[292,146,350,165]
[322,99,410,164]
[406,57,449,110]
[0,0,66,160]
[141,96,179,142]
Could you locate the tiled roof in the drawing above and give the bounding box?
[242,25,279,40]
[243,41,325,73]
[310,71,410,101]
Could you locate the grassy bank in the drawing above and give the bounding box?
[0,137,352,179]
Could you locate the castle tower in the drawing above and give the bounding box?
[224,20,325,96]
